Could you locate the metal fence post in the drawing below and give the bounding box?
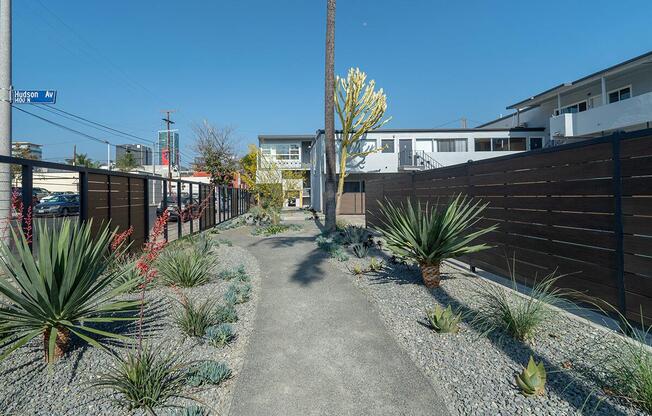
[21,163,33,249]
[212,185,217,227]
[177,180,182,238]
[127,177,132,243]
[79,171,88,223]
[143,178,150,242]
[612,132,627,318]
[162,179,168,242]
[189,183,194,234]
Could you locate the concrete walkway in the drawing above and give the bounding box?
[225,223,450,416]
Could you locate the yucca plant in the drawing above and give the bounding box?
[157,249,214,288]
[425,305,461,334]
[516,356,547,396]
[0,219,139,363]
[194,233,215,256]
[472,265,570,343]
[174,297,217,338]
[91,345,192,414]
[375,195,496,288]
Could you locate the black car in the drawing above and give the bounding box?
[156,196,198,222]
[34,194,80,217]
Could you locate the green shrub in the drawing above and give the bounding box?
[351,243,369,259]
[425,305,461,334]
[375,195,496,288]
[157,249,213,288]
[186,361,231,387]
[205,323,236,347]
[224,283,251,305]
[214,303,238,324]
[0,219,139,363]
[91,345,191,413]
[174,297,217,338]
[472,268,569,342]
[219,265,249,282]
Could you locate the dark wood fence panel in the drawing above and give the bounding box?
[366,129,652,323]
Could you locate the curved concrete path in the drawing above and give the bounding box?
[224,222,450,416]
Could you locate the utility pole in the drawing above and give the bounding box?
[106,141,110,170]
[0,0,12,225]
[73,144,77,166]
[461,117,467,129]
[161,110,175,195]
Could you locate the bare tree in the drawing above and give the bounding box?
[192,121,240,186]
[324,0,337,232]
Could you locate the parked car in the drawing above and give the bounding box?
[40,191,75,203]
[33,187,50,200]
[156,195,198,222]
[34,194,80,217]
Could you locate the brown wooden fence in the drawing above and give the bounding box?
[365,129,652,323]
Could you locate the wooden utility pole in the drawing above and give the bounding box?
[324,0,337,232]
[72,144,77,166]
[161,110,176,195]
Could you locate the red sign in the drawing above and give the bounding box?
[161,147,169,166]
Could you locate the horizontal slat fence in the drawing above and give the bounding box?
[366,129,652,324]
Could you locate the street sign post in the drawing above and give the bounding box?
[12,90,57,104]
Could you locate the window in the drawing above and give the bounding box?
[608,86,631,104]
[343,181,361,193]
[510,137,526,151]
[415,139,433,152]
[260,143,300,161]
[381,139,395,153]
[555,100,587,116]
[475,138,491,151]
[492,138,509,151]
[529,137,543,150]
[436,139,467,152]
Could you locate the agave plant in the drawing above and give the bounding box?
[351,242,369,259]
[516,356,547,396]
[186,361,232,387]
[340,225,370,245]
[425,305,461,334]
[375,195,497,288]
[0,219,139,363]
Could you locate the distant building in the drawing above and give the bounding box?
[12,141,42,160]
[116,144,152,165]
[157,130,180,166]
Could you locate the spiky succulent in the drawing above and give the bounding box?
[368,257,384,272]
[340,225,371,245]
[224,283,251,305]
[214,304,238,324]
[219,265,249,282]
[351,243,369,259]
[186,361,232,387]
[173,405,208,416]
[205,323,235,347]
[516,356,547,396]
[425,305,461,334]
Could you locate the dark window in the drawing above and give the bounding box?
[343,181,361,193]
[492,138,508,151]
[578,101,587,112]
[510,137,526,151]
[381,139,395,153]
[475,138,491,151]
[609,87,631,104]
[621,87,631,100]
[529,137,543,150]
[609,91,619,104]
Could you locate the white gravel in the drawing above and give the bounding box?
[331,244,646,416]
[0,234,261,416]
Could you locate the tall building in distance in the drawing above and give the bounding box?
[157,130,180,166]
[12,141,43,160]
[116,144,153,166]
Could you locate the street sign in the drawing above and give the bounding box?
[12,90,57,104]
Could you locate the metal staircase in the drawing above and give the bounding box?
[398,150,443,171]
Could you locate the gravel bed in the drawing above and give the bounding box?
[328,244,645,416]
[0,234,261,416]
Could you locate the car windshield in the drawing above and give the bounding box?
[47,196,68,203]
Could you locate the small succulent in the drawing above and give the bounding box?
[351,264,364,276]
[173,405,208,416]
[214,303,238,323]
[224,283,251,305]
[368,257,384,272]
[425,305,461,333]
[516,356,547,396]
[186,361,232,387]
[351,243,369,259]
[205,323,236,347]
[219,265,249,282]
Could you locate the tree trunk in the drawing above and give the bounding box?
[420,262,441,288]
[323,0,337,233]
[335,145,347,215]
[43,326,70,363]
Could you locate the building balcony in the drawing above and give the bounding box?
[549,91,652,138]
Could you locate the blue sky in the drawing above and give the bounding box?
[12,0,652,163]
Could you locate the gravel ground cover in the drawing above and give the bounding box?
[327,242,646,416]
[0,234,261,416]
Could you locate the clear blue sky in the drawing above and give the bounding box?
[12,0,652,164]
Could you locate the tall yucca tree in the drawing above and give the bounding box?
[0,220,139,363]
[323,0,337,233]
[376,195,497,288]
[335,67,390,212]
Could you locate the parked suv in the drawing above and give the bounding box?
[34,194,80,217]
[156,195,198,222]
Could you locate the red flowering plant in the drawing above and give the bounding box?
[110,225,134,262]
[0,187,33,243]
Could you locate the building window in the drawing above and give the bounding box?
[475,138,491,151]
[381,139,395,153]
[555,101,587,115]
[415,139,433,152]
[260,143,300,161]
[608,86,631,104]
[436,139,468,152]
[529,137,543,150]
[492,138,509,151]
[343,181,361,193]
[510,137,526,151]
